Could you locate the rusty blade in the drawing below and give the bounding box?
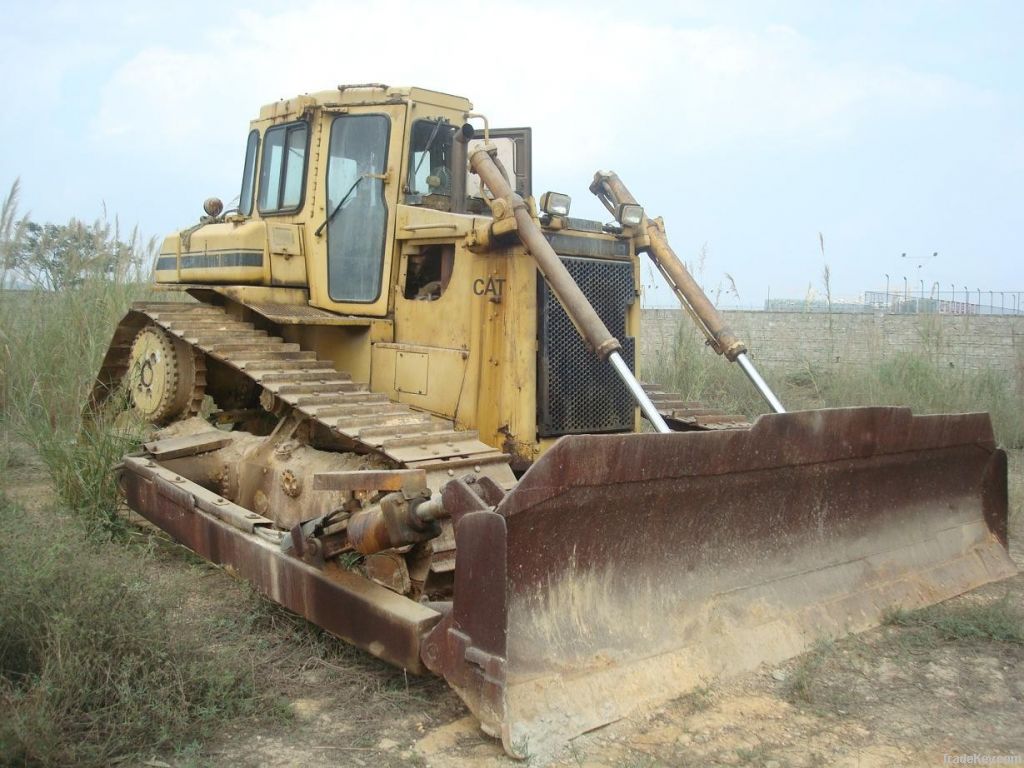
[424,407,1016,757]
[121,456,441,673]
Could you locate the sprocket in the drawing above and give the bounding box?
[128,325,204,424]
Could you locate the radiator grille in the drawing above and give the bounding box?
[538,256,636,436]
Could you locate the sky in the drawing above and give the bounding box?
[1,0,1021,308]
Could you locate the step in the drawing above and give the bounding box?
[653,400,705,411]
[164,319,255,332]
[192,338,274,352]
[224,350,318,363]
[381,430,494,463]
[184,330,271,344]
[314,402,405,420]
[140,305,225,317]
[692,414,749,424]
[668,408,728,417]
[408,451,511,475]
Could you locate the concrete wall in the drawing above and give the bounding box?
[641,309,1024,384]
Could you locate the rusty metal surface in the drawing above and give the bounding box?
[430,406,1016,756]
[422,510,510,744]
[143,431,233,459]
[313,468,427,492]
[122,455,440,673]
[642,384,751,431]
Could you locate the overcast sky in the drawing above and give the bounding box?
[1,0,1021,307]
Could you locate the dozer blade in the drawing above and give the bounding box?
[422,407,1015,757]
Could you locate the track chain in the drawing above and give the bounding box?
[93,302,513,482]
[641,385,751,431]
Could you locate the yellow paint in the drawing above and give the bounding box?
[150,84,643,464]
[372,343,468,418]
[267,222,307,286]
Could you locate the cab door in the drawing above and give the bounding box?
[308,105,406,316]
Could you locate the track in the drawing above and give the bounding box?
[643,386,751,430]
[92,301,515,480]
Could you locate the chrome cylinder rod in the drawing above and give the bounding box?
[609,351,671,433]
[736,353,786,414]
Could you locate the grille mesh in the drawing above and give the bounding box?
[538,256,636,436]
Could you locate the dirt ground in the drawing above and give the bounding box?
[4,453,1022,768]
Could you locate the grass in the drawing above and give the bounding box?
[735,744,776,765]
[647,318,766,418]
[884,598,1024,646]
[648,313,1024,450]
[781,639,835,707]
[0,495,272,767]
[0,189,288,765]
[670,680,715,714]
[0,280,150,533]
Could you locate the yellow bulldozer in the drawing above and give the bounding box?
[90,84,1015,757]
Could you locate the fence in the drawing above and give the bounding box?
[640,308,1024,383]
[643,291,1024,316]
[861,290,1024,316]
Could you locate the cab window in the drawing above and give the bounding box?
[325,114,390,303]
[258,121,308,214]
[406,119,455,208]
[239,130,259,216]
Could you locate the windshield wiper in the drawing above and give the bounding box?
[315,175,365,238]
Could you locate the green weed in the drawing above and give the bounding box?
[884,598,1024,646]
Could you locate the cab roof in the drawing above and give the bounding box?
[257,84,473,121]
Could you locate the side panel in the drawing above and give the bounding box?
[267,222,308,285]
[371,342,468,417]
[155,220,269,285]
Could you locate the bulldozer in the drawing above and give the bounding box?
[90,84,1016,758]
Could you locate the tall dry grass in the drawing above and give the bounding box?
[0,278,150,531]
[0,183,301,766]
[0,177,155,531]
[647,313,1024,450]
